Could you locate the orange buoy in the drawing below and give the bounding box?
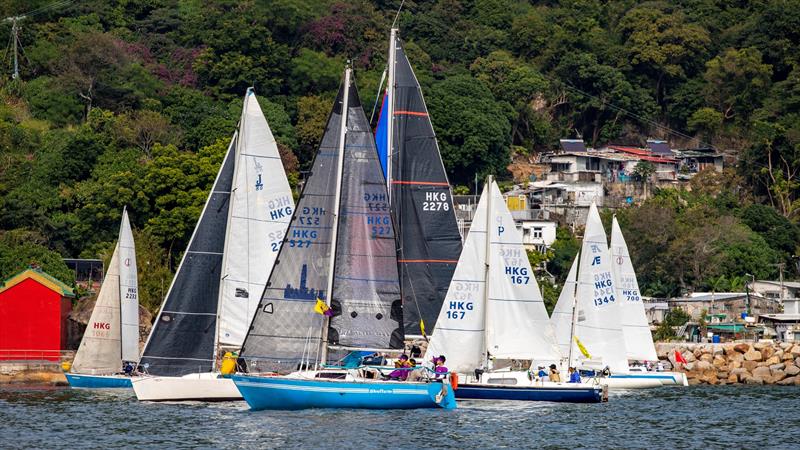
[450,372,458,390]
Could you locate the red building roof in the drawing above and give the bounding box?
[607,145,678,163]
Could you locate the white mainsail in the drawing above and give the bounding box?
[485,182,560,362]
[216,89,295,349]
[72,243,123,375]
[428,180,561,373]
[118,208,139,362]
[611,216,658,361]
[571,203,628,373]
[550,255,579,361]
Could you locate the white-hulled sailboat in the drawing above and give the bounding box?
[425,177,604,403]
[133,88,294,401]
[550,203,675,389]
[66,208,140,388]
[611,216,687,386]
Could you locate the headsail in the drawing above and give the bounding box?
[484,182,560,362]
[379,30,463,335]
[72,243,122,375]
[550,255,579,361]
[572,203,628,373]
[216,90,295,349]
[138,139,235,376]
[426,185,488,374]
[611,217,657,361]
[118,208,139,362]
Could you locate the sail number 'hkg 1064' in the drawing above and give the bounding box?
[592,271,615,306]
[422,192,449,211]
[446,281,479,319]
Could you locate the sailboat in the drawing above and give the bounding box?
[425,177,604,403]
[611,216,687,386]
[550,203,669,389]
[375,28,463,337]
[66,208,140,388]
[231,67,456,411]
[132,88,295,401]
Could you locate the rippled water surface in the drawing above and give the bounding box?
[1,385,797,449]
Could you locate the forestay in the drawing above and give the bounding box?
[217,90,294,349]
[72,243,122,375]
[118,208,139,363]
[611,217,657,362]
[572,203,628,373]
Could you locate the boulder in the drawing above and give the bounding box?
[693,349,704,359]
[782,351,795,361]
[790,345,800,357]
[727,374,739,384]
[712,355,727,367]
[765,355,781,365]
[696,360,713,371]
[770,369,786,383]
[699,372,719,385]
[711,346,724,356]
[744,350,763,361]
[699,353,714,362]
[683,362,695,371]
[752,366,772,379]
[733,343,750,353]
[723,344,737,355]
[777,375,797,386]
[729,359,743,369]
[745,376,764,385]
[769,363,786,371]
[728,352,744,363]
[784,364,800,376]
[796,357,800,367]
[683,352,697,362]
[742,360,760,372]
[753,342,770,351]
[779,342,792,350]
[762,346,775,359]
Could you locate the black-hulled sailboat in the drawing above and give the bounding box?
[374,28,463,337]
[232,67,456,411]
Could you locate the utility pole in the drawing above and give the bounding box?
[4,16,25,80]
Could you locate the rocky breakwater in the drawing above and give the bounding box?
[656,342,800,386]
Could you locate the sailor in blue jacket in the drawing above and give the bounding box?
[568,367,581,383]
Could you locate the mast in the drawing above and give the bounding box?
[385,28,397,200]
[481,176,493,369]
[567,249,582,369]
[319,67,351,365]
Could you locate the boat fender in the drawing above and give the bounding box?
[450,373,458,390]
[220,352,237,376]
[61,361,72,372]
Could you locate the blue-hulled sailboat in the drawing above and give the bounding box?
[66,208,139,388]
[232,67,456,411]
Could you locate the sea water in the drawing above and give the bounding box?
[0,385,797,449]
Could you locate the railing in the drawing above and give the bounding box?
[0,349,75,362]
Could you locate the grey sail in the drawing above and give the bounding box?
[239,87,343,374]
[138,139,235,376]
[329,79,403,351]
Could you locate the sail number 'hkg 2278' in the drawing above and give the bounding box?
[422,192,449,211]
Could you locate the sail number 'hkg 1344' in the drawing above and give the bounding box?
[593,271,615,306]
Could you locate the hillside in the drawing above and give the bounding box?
[1,0,799,312]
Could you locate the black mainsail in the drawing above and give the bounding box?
[138,138,235,376]
[375,29,463,336]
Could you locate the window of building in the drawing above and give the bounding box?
[533,227,543,239]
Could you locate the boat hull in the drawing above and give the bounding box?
[65,373,133,388]
[607,371,687,387]
[455,383,604,403]
[132,373,242,401]
[232,374,457,411]
[601,374,667,389]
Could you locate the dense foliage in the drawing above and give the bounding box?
[0,1,799,312]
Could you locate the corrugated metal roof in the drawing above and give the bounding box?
[0,268,75,297]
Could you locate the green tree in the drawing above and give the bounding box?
[703,48,772,121]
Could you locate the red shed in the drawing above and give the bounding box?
[0,268,75,361]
